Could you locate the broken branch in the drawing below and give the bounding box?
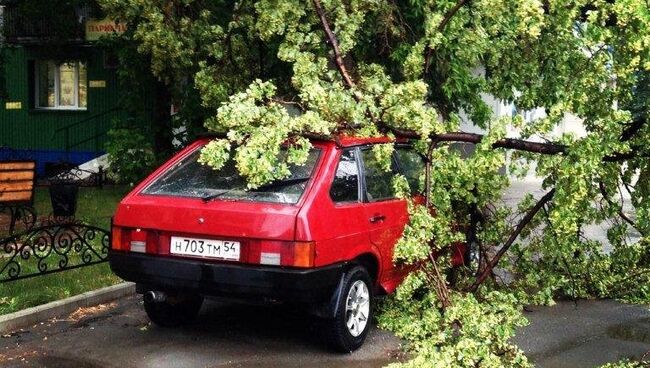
[469,189,556,292]
[387,129,648,162]
[312,0,356,89]
[424,0,471,73]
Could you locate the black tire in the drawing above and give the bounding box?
[143,293,203,327]
[325,266,374,353]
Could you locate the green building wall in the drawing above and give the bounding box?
[0,44,128,174]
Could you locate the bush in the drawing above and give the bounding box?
[105,126,155,185]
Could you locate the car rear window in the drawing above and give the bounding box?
[142,146,321,204]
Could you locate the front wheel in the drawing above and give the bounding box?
[325,266,374,352]
[143,293,203,327]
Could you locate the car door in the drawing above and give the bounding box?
[388,146,429,284]
[359,147,408,285]
[311,147,371,266]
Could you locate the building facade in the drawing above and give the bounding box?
[0,1,130,175]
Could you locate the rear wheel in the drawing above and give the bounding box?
[143,293,203,327]
[325,266,373,352]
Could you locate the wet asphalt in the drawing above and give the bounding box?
[516,300,650,367]
[0,181,647,367]
[0,294,647,368]
[0,295,403,368]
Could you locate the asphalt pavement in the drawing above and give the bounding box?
[516,300,649,367]
[0,180,647,367]
[0,295,403,368]
[0,294,647,368]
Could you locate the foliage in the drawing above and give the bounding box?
[99,0,650,366]
[598,360,650,368]
[105,125,155,185]
[379,276,531,367]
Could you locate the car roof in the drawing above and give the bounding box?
[196,133,407,148]
[331,135,397,147]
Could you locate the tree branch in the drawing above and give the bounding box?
[602,147,647,162]
[392,129,567,155]
[424,137,441,207]
[437,0,470,32]
[598,181,638,230]
[387,129,649,161]
[424,0,471,73]
[468,189,556,292]
[438,132,566,154]
[312,0,356,89]
[426,253,452,309]
[621,117,646,141]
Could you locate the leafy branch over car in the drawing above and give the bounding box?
[100,0,650,365]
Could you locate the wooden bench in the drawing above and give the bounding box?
[0,161,37,233]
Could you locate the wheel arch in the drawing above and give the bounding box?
[350,252,380,286]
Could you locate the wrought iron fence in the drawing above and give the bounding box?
[0,222,109,283]
[0,204,36,234]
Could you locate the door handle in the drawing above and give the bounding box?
[369,214,386,223]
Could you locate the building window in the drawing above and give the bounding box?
[35,61,87,110]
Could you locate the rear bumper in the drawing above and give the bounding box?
[108,250,345,303]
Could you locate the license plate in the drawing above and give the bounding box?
[170,236,240,261]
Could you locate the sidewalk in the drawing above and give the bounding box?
[0,293,647,367]
[515,300,649,367]
[506,181,648,366]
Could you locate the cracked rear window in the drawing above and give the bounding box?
[142,146,321,204]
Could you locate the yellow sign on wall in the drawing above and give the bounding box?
[89,80,107,88]
[5,102,22,110]
[86,19,126,41]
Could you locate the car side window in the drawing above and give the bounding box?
[330,149,360,203]
[394,147,425,194]
[361,148,396,201]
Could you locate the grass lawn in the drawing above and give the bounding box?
[0,185,132,316]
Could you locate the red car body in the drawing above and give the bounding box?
[109,136,465,351]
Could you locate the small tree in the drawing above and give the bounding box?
[100,1,650,366]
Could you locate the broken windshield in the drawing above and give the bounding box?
[142,146,321,204]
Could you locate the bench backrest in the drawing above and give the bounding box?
[0,161,36,205]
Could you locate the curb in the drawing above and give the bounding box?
[0,282,135,334]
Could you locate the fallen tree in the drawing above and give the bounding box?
[100,0,650,366]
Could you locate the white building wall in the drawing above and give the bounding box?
[458,75,586,182]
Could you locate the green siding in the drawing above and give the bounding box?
[0,45,127,152]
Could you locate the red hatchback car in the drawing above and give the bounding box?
[109,135,464,352]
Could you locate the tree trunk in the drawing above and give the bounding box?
[151,81,174,162]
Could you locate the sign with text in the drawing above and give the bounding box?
[86,19,126,41]
[5,102,22,110]
[89,80,107,88]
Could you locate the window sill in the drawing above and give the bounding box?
[30,108,88,113]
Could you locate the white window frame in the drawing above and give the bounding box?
[34,61,87,111]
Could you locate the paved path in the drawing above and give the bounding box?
[516,300,649,367]
[0,295,647,367]
[0,181,646,367]
[0,295,403,368]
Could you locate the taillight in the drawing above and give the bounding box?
[292,242,315,267]
[130,228,146,253]
[111,226,158,253]
[111,226,127,251]
[256,241,315,268]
